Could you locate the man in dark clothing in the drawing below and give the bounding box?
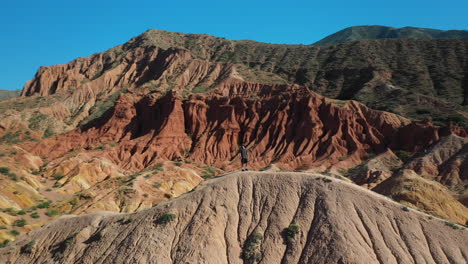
[240,145,249,171]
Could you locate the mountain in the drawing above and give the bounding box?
[0,90,21,101]
[314,25,468,46]
[21,29,468,127]
[0,28,467,249]
[1,172,466,263]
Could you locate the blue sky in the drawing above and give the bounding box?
[1,0,467,91]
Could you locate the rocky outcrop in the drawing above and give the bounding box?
[404,134,468,201]
[2,172,466,263]
[25,87,448,172]
[21,30,468,126]
[345,149,403,188]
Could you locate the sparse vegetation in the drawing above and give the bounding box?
[80,90,123,126]
[157,213,176,224]
[69,199,78,207]
[344,164,365,178]
[321,177,332,183]
[119,218,134,225]
[2,207,18,216]
[153,183,162,189]
[92,145,106,151]
[283,224,300,243]
[394,150,412,163]
[0,132,21,144]
[0,166,18,181]
[201,166,216,179]
[119,187,136,194]
[45,210,60,217]
[174,161,183,166]
[28,112,49,131]
[0,239,10,248]
[52,172,64,180]
[444,221,461,230]
[17,210,26,215]
[152,163,164,172]
[242,232,263,262]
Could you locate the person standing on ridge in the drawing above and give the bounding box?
[240,145,249,171]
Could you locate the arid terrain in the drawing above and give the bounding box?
[1,172,467,263]
[0,27,467,263]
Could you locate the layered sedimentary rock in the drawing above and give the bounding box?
[26,86,448,173]
[1,172,466,264]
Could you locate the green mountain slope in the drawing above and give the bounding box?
[314,25,468,46]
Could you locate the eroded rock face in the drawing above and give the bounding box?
[25,87,447,173]
[345,149,403,188]
[1,172,466,264]
[405,135,468,194]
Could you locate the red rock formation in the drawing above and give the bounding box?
[25,82,448,172]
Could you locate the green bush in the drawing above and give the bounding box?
[8,172,18,181]
[17,210,26,215]
[9,230,20,236]
[394,150,412,163]
[174,161,183,166]
[69,199,78,206]
[21,240,35,254]
[158,213,176,224]
[0,239,10,248]
[0,167,10,174]
[0,166,18,180]
[45,210,59,217]
[283,224,300,243]
[30,212,39,219]
[36,201,50,209]
[52,173,64,180]
[13,219,27,227]
[3,207,17,215]
[444,221,461,230]
[0,132,20,144]
[242,232,263,262]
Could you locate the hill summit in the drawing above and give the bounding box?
[1,172,466,263]
[314,25,468,46]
